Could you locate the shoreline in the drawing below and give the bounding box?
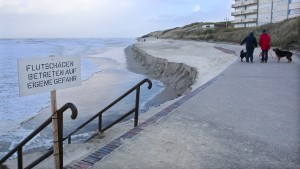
[1,46,164,161]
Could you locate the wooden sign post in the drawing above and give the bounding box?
[51,90,61,168]
[48,56,61,169]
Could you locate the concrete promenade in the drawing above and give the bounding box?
[66,44,300,169]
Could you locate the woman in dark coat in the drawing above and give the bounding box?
[240,32,258,63]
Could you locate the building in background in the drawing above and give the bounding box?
[232,0,300,28]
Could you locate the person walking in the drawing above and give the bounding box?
[259,29,271,63]
[240,32,258,63]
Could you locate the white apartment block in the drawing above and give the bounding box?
[232,0,300,27]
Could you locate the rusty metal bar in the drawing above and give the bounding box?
[64,78,152,144]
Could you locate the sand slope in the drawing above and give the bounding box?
[126,39,237,96]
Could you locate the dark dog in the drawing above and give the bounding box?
[240,49,247,62]
[273,48,293,63]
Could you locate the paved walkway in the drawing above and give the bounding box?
[66,45,300,169]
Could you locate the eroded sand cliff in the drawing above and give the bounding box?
[127,44,198,96]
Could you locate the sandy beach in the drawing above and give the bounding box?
[3,39,238,168]
[127,38,237,92]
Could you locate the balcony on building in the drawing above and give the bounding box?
[232,0,258,8]
[231,19,243,24]
[232,18,257,23]
[231,11,242,16]
[232,9,258,16]
[242,18,258,22]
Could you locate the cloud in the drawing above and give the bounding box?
[0,0,104,14]
[0,0,139,15]
[0,0,234,38]
[193,4,200,12]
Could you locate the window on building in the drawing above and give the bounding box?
[246,14,257,18]
[259,3,272,9]
[272,10,288,16]
[289,8,300,14]
[246,23,257,27]
[273,0,289,7]
[236,15,245,19]
[246,5,258,10]
[259,13,270,17]
[234,23,245,28]
[236,6,246,12]
[291,0,300,3]
[258,22,269,26]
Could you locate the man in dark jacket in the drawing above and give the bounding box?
[240,32,258,63]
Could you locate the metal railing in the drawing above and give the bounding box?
[0,78,152,168]
[0,103,78,169]
[64,78,152,144]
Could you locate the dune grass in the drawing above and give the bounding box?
[144,17,300,50]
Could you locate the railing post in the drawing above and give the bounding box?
[134,86,140,127]
[57,110,63,169]
[68,136,71,144]
[17,147,23,169]
[99,114,102,132]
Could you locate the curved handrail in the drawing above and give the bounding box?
[137,78,152,90]
[0,103,78,168]
[57,102,78,120]
[64,78,152,143]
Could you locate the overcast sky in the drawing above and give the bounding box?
[0,0,234,38]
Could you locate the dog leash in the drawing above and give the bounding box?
[269,50,277,60]
[259,50,277,61]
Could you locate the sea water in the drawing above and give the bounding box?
[0,38,164,158]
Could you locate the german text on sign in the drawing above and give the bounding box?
[18,56,81,96]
